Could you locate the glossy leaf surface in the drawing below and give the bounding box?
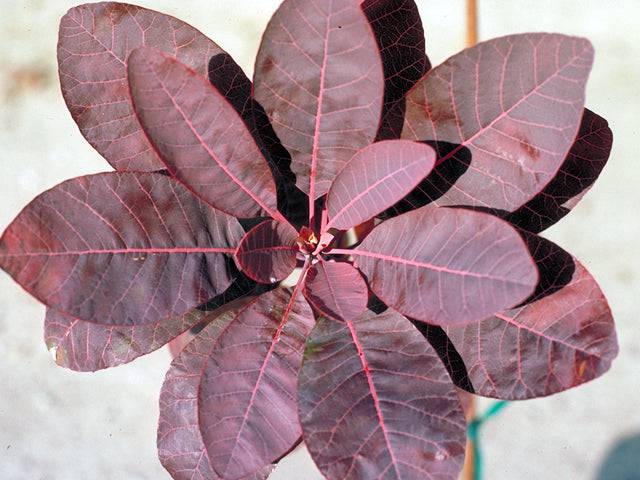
[159,288,313,478]
[401,33,593,212]
[353,206,538,326]
[303,260,368,321]
[58,2,223,171]
[299,310,467,480]
[254,0,385,202]
[503,109,612,232]
[235,220,298,284]
[443,243,618,399]
[128,47,280,219]
[0,172,242,326]
[326,140,436,230]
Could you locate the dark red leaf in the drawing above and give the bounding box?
[502,109,612,232]
[0,3,617,478]
[299,309,467,480]
[127,47,283,221]
[303,260,368,321]
[326,140,436,231]
[44,306,206,372]
[57,2,224,171]
[43,274,259,372]
[158,288,313,479]
[207,53,310,228]
[0,172,242,326]
[235,220,298,284]
[158,306,277,480]
[362,0,431,140]
[350,206,538,326]
[441,240,618,399]
[253,0,385,209]
[400,33,593,212]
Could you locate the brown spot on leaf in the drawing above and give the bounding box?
[518,135,540,160]
[425,101,456,124]
[108,3,132,25]
[262,56,275,74]
[577,360,587,379]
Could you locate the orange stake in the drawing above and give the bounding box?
[460,392,476,480]
[466,0,478,47]
[463,4,478,478]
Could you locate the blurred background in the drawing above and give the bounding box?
[0,1,638,478]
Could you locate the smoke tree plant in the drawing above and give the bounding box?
[0,1,618,479]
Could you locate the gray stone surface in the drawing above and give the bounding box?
[0,1,638,479]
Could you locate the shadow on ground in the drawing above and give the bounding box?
[595,432,640,480]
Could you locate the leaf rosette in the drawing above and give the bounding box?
[0,1,617,479]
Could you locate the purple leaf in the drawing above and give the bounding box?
[400,33,594,212]
[253,0,385,209]
[157,305,277,480]
[158,288,314,478]
[303,260,368,321]
[441,240,618,399]
[58,2,224,171]
[44,306,206,372]
[352,206,538,326]
[235,220,299,284]
[362,0,431,140]
[0,2,618,478]
[0,172,242,325]
[207,53,310,228]
[198,288,314,478]
[503,109,612,232]
[326,140,436,231]
[43,274,259,372]
[299,309,467,480]
[128,47,283,221]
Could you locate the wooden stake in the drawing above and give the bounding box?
[460,392,476,480]
[466,0,478,47]
[463,3,479,477]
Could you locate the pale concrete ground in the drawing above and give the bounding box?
[0,1,638,479]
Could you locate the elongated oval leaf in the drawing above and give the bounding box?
[326,140,436,230]
[43,274,258,371]
[235,220,298,284]
[208,52,310,228]
[253,0,385,203]
[362,0,430,140]
[183,288,313,478]
[0,172,242,326]
[443,251,618,399]
[352,206,538,326]
[157,306,275,480]
[503,109,612,232]
[299,310,467,480]
[196,288,312,478]
[44,307,206,372]
[128,47,281,220]
[58,2,224,171]
[303,260,368,320]
[400,33,594,212]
